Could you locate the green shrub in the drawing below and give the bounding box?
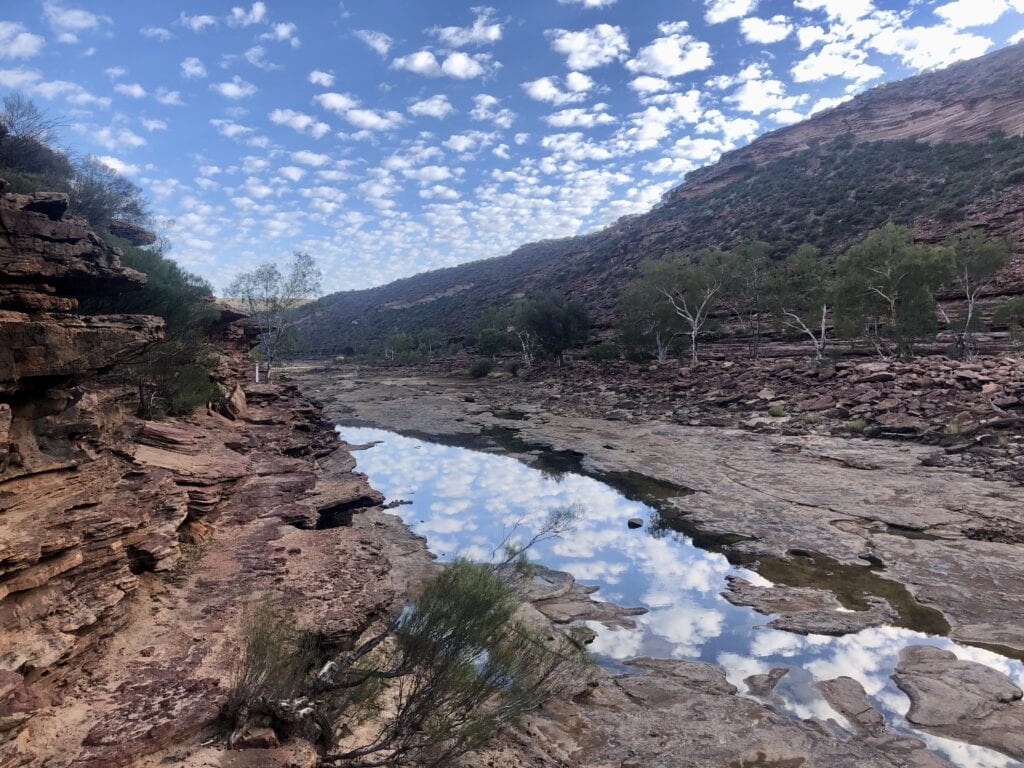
[767,405,787,418]
[802,413,823,425]
[844,418,868,433]
[469,358,493,378]
[586,342,620,362]
[504,359,524,377]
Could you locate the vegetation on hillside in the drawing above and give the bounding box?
[296,133,1024,356]
[1,94,219,417]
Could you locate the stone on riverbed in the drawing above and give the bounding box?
[892,645,1024,762]
[722,575,897,635]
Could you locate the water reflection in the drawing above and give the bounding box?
[340,426,1024,768]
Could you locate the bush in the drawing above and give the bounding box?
[844,418,868,433]
[767,405,787,418]
[504,359,524,377]
[228,561,589,764]
[469,358,493,378]
[585,342,620,362]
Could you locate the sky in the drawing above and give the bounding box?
[2,1,1024,294]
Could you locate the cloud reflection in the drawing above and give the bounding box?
[340,426,1024,768]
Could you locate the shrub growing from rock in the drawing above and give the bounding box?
[469,358,493,378]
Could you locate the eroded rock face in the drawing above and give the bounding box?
[893,645,1024,762]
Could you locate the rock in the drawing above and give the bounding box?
[745,667,789,697]
[816,676,885,732]
[107,218,157,246]
[722,576,897,635]
[627,517,643,529]
[892,645,1024,761]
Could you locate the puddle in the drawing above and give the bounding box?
[339,425,1024,768]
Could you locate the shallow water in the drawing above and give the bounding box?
[340,425,1024,768]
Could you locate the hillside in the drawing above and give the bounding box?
[297,43,1024,355]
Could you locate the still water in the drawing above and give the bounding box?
[340,425,1024,768]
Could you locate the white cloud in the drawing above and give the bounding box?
[113,82,146,98]
[279,165,306,182]
[181,57,207,78]
[935,0,1010,29]
[345,107,404,131]
[308,69,334,87]
[431,7,502,46]
[94,155,139,175]
[141,118,167,131]
[43,1,107,42]
[792,41,884,83]
[228,2,267,27]
[793,0,874,23]
[291,150,332,167]
[92,126,146,151]
[3,69,112,106]
[392,50,492,79]
[210,119,253,139]
[261,22,300,47]
[544,103,615,128]
[315,92,360,114]
[178,12,217,32]
[741,16,793,44]
[104,66,125,79]
[557,0,617,6]
[354,29,393,56]
[211,75,258,99]
[1012,29,1024,44]
[547,24,629,70]
[625,21,713,77]
[870,25,992,71]
[441,51,489,79]
[155,87,183,106]
[725,77,807,114]
[392,50,441,76]
[0,22,45,59]
[704,0,758,24]
[522,72,593,105]
[470,94,515,128]
[403,165,453,183]
[140,26,172,41]
[809,94,853,114]
[409,94,454,118]
[628,75,674,94]
[269,108,330,138]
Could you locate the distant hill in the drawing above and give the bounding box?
[296,43,1024,355]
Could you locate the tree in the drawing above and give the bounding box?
[943,229,1013,357]
[771,244,834,362]
[642,252,724,366]
[618,279,682,362]
[993,296,1024,351]
[515,291,589,364]
[70,156,149,227]
[383,332,414,361]
[226,251,322,379]
[417,328,444,358]
[0,92,62,144]
[833,224,954,357]
[722,238,773,359]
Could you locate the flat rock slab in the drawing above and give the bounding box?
[723,575,897,635]
[892,645,1024,762]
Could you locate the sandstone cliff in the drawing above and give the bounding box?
[0,191,395,766]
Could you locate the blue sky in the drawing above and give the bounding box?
[2,0,1023,293]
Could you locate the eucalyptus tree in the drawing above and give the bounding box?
[943,229,1013,357]
[771,244,834,362]
[226,251,322,379]
[641,251,725,366]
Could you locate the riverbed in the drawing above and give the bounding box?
[340,424,1024,768]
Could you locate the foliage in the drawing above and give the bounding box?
[226,251,322,375]
[469,358,493,378]
[769,244,834,362]
[82,237,220,417]
[943,228,1014,356]
[833,224,954,357]
[473,292,588,365]
[585,342,619,362]
[638,251,725,365]
[993,296,1024,349]
[618,279,682,362]
[722,238,774,358]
